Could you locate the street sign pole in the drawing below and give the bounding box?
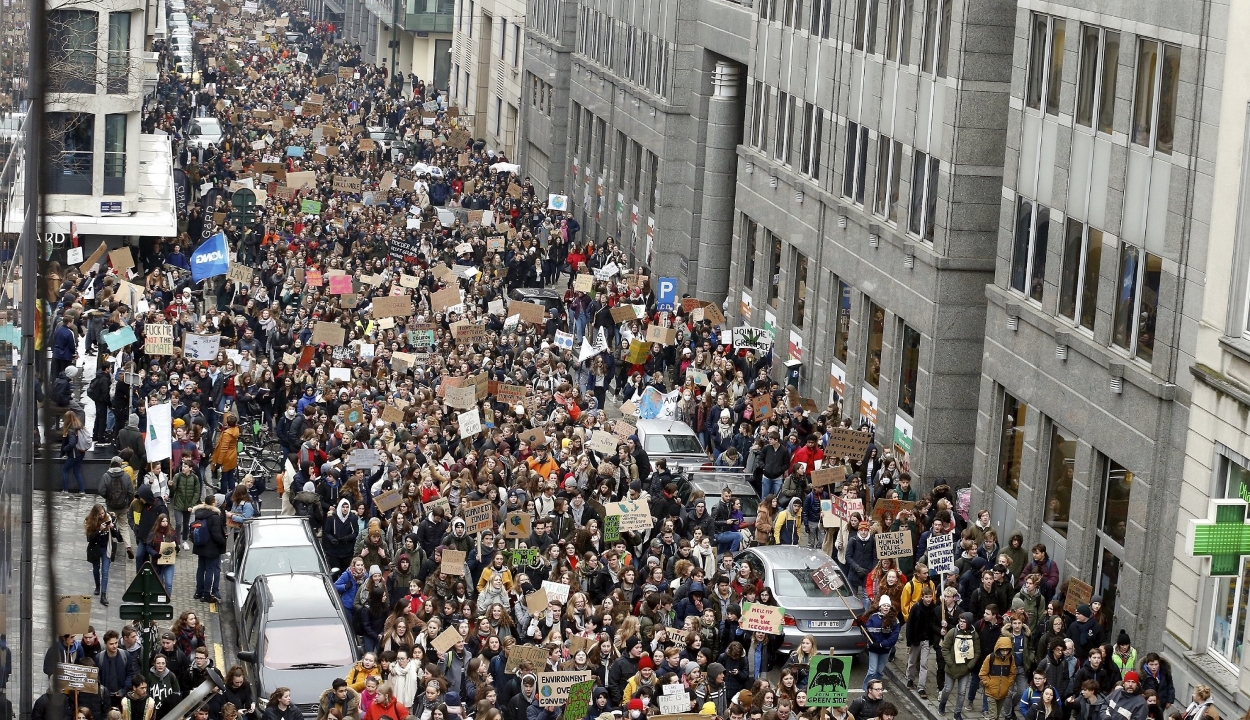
[120,563,175,670]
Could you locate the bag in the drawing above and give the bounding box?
[190,517,210,546]
[75,427,92,453]
[102,472,134,512]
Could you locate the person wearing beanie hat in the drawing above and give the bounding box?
[1068,603,1105,661]
[608,638,644,706]
[622,654,657,701]
[1111,629,1138,675]
[845,518,877,596]
[696,662,728,717]
[938,611,980,718]
[626,698,644,719]
[1103,668,1148,720]
[863,596,900,690]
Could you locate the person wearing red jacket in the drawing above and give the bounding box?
[789,434,825,476]
[363,684,407,720]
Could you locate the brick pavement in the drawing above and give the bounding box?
[27,489,220,694]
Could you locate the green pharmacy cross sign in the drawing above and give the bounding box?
[1189,499,1250,576]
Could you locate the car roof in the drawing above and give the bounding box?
[636,419,697,435]
[690,475,754,493]
[745,545,838,569]
[246,517,315,548]
[510,287,561,300]
[255,573,341,620]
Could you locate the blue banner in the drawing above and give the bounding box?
[191,232,230,282]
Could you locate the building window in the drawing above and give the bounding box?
[494,96,503,135]
[1111,242,1162,363]
[833,280,851,363]
[751,81,770,151]
[1058,218,1103,331]
[791,251,808,328]
[853,0,877,53]
[874,136,902,222]
[1044,424,1076,537]
[1132,38,1180,155]
[996,392,1027,498]
[104,114,126,195]
[799,102,822,178]
[106,13,130,94]
[885,0,911,64]
[648,152,659,213]
[919,0,950,76]
[512,24,521,66]
[759,0,776,22]
[809,0,831,38]
[897,324,920,416]
[767,232,782,308]
[864,301,885,388]
[1025,14,1065,115]
[1099,459,1132,547]
[49,9,98,94]
[773,92,794,164]
[1010,196,1050,303]
[908,150,939,241]
[842,122,868,205]
[629,141,641,201]
[1076,25,1119,133]
[1209,454,1250,669]
[743,217,758,290]
[468,0,474,35]
[46,112,94,195]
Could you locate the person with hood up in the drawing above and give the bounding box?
[586,688,613,720]
[773,498,802,546]
[387,553,417,599]
[938,612,980,720]
[317,679,361,720]
[191,494,226,603]
[978,637,1016,720]
[675,582,707,625]
[131,484,169,571]
[441,517,473,553]
[292,481,323,531]
[507,674,538,720]
[146,654,182,719]
[621,655,658,701]
[862,596,900,690]
[324,499,360,573]
[1102,670,1148,720]
[363,683,407,720]
[116,413,147,470]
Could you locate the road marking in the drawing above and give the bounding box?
[215,642,224,670]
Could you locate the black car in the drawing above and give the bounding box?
[508,287,563,314]
[236,573,359,717]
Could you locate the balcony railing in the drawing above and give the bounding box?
[403,0,453,33]
[46,151,93,195]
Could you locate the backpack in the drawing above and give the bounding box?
[190,516,210,546]
[101,471,134,512]
[75,427,92,452]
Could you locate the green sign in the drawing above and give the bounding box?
[505,547,540,568]
[603,514,620,543]
[301,199,322,214]
[1190,499,1250,576]
[806,654,850,707]
[565,679,594,720]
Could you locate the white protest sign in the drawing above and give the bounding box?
[926,531,956,574]
[183,333,222,361]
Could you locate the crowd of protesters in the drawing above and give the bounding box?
[31,0,1235,718]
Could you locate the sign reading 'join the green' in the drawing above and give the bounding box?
[1189,499,1250,576]
[806,654,851,707]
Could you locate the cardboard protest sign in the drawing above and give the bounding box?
[374,488,403,514]
[806,655,851,707]
[604,498,652,532]
[441,549,467,575]
[56,663,99,694]
[463,500,494,534]
[874,531,914,559]
[332,176,362,192]
[494,383,529,405]
[458,408,482,438]
[525,587,550,614]
[626,339,651,364]
[586,430,620,455]
[108,247,135,273]
[371,295,413,318]
[812,562,844,593]
[144,324,174,355]
[826,427,873,459]
[444,384,476,410]
[509,300,547,325]
[870,498,917,524]
[518,428,547,448]
[183,333,221,361]
[645,325,677,345]
[810,466,845,488]
[227,263,253,286]
[565,680,595,720]
[1064,578,1094,616]
[431,626,465,653]
[740,601,785,635]
[925,531,957,574]
[750,394,774,421]
[503,511,531,539]
[537,671,592,707]
[286,170,316,188]
[311,322,346,346]
[431,286,461,312]
[505,643,549,674]
[56,595,92,636]
[610,305,640,323]
[573,274,594,293]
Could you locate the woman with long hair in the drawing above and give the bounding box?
[84,504,123,605]
[172,611,206,656]
[62,410,87,492]
[146,513,179,593]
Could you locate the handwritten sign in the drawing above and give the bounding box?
[541,581,570,604]
[183,333,221,361]
[431,626,465,654]
[503,511,531,539]
[605,498,652,533]
[740,601,785,635]
[463,501,494,534]
[144,324,174,355]
[374,488,403,514]
[537,672,592,707]
[874,531,914,559]
[441,549,467,575]
[603,514,620,543]
[565,679,595,720]
[926,531,956,574]
[56,663,99,694]
[826,427,873,459]
[810,466,845,488]
[1064,578,1094,616]
[506,643,550,674]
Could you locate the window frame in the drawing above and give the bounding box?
[1110,241,1163,363]
[751,81,770,151]
[1044,423,1077,538]
[919,0,950,76]
[1009,196,1050,304]
[908,149,939,241]
[773,91,794,163]
[874,135,902,222]
[884,0,910,65]
[1131,38,1180,155]
[853,0,877,54]
[863,301,885,389]
[1058,218,1103,332]
[799,102,823,178]
[743,217,758,291]
[768,231,783,308]
[832,279,851,363]
[842,122,869,205]
[1075,24,1119,134]
[791,250,809,329]
[897,323,920,416]
[1025,13,1066,116]
[996,391,1027,498]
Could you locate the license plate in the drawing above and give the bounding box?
[809,620,838,628]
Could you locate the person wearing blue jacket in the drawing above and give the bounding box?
[862,596,901,690]
[334,557,367,625]
[803,487,829,549]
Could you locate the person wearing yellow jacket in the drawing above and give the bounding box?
[621,654,659,701]
[773,498,802,545]
[899,560,935,620]
[979,637,1017,720]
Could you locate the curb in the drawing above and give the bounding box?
[883,663,942,720]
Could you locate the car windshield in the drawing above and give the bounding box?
[644,434,704,454]
[704,494,759,518]
[772,568,852,598]
[242,545,321,584]
[263,620,353,669]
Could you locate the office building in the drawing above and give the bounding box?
[340,0,453,90]
[450,0,525,156]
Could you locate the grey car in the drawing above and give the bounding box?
[236,573,359,717]
[225,516,331,617]
[686,470,759,527]
[733,546,868,656]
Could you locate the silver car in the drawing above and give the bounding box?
[734,545,868,656]
[225,517,331,618]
